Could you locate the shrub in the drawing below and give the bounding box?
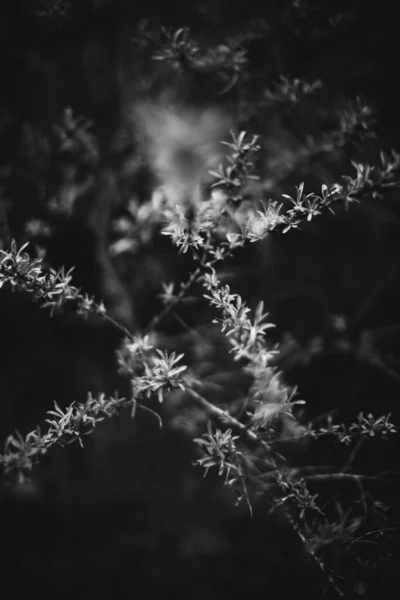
[1,4,400,598]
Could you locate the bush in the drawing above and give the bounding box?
[1,3,400,598]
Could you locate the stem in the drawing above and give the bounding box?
[145,265,202,333]
[287,513,344,598]
[341,438,364,473]
[186,385,275,462]
[101,311,135,341]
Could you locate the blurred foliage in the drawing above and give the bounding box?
[1,1,400,599]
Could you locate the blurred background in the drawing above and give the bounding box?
[1,1,400,598]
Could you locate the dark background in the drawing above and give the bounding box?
[1,1,400,598]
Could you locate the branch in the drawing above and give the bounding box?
[186,385,275,458]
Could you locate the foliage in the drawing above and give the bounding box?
[1,118,400,596]
[1,4,400,598]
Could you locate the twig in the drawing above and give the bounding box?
[186,385,274,458]
[101,311,135,340]
[145,265,202,333]
[341,437,364,473]
[287,513,345,598]
[367,354,400,385]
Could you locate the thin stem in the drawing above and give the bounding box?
[186,385,275,462]
[287,513,344,598]
[145,265,202,333]
[341,438,364,473]
[101,311,135,341]
[144,240,232,334]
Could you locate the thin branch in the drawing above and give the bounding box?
[145,265,202,333]
[302,471,399,483]
[101,311,135,340]
[367,354,400,385]
[287,513,345,598]
[341,437,364,473]
[186,385,274,458]
[258,466,400,483]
